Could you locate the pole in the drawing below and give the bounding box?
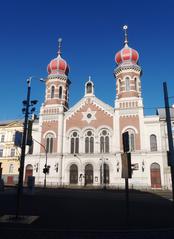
[32,138,47,188]
[16,78,31,218]
[125,177,129,225]
[163,82,174,201]
[44,150,48,188]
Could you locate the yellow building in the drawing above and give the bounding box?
[0,120,22,185]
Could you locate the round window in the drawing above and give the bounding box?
[102,130,107,136]
[73,132,77,137]
[87,131,92,136]
[87,113,92,119]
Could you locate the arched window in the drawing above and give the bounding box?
[70,131,79,154]
[100,130,110,153]
[119,79,122,93]
[59,86,63,99]
[85,130,94,153]
[125,77,130,91]
[86,82,92,94]
[51,85,55,98]
[135,78,138,91]
[46,133,54,153]
[129,132,135,151]
[150,134,157,151]
[123,129,136,152]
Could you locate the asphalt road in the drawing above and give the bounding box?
[0,187,174,238]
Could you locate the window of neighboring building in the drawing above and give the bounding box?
[10,148,15,157]
[59,86,63,99]
[0,134,5,142]
[9,164,14,173]
[51,85,55,98]
[85,130,94,153]
[150,134,157,151]
[46,133,54,153]
[0,149,3,157]
[100,130,110,153]
[70,131,79,154]
[125,77,130,91]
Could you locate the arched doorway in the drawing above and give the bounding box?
[85,164,93,185]
[150,163,161,188]
[100,163,109,185]
[70,164,78,184]
[25,164,33,183]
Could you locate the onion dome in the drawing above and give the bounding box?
[47,38,69,76]
[115,25,139,65]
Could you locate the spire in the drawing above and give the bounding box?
[58,38,62,55]
[123,25,128,46]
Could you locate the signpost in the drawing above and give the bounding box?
[121,132,139,224]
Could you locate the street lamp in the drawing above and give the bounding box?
[16,76,38,219]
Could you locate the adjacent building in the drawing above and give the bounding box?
[0,120,22,184]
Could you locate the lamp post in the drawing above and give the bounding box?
[100,156,108,189]
[97,140,108,189]
[16,77,37,219]
[163,82,174,201]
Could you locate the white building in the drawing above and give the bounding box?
[25,27,174,189]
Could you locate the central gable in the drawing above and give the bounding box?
[65,97,114,131]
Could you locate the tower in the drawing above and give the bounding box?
[40,38,70,155]
[114,26,144,152]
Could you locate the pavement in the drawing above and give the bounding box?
[0,187,174,238]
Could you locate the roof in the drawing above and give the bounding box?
[156,108,174,120]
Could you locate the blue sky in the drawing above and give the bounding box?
[0,0,174,120]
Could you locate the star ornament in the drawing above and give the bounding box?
[82,108,96,124]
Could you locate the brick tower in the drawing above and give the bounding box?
[114,26,145,152]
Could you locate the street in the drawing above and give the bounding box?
[0,187,174,238]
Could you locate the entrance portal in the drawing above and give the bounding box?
[85,164,93,185]
[70,164,78,184]
[150,163,161,188]
[25,164,33,184]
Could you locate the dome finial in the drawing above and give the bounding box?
[123,25,128,46]
[58,37,62,55]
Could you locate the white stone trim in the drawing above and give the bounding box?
[121,126,138,134]
[43,130,56,138]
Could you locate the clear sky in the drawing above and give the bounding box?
[0,0,174,121]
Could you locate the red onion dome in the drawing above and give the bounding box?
[115,44,139,65]
[47,54,69,76]
[47,38,69,76]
